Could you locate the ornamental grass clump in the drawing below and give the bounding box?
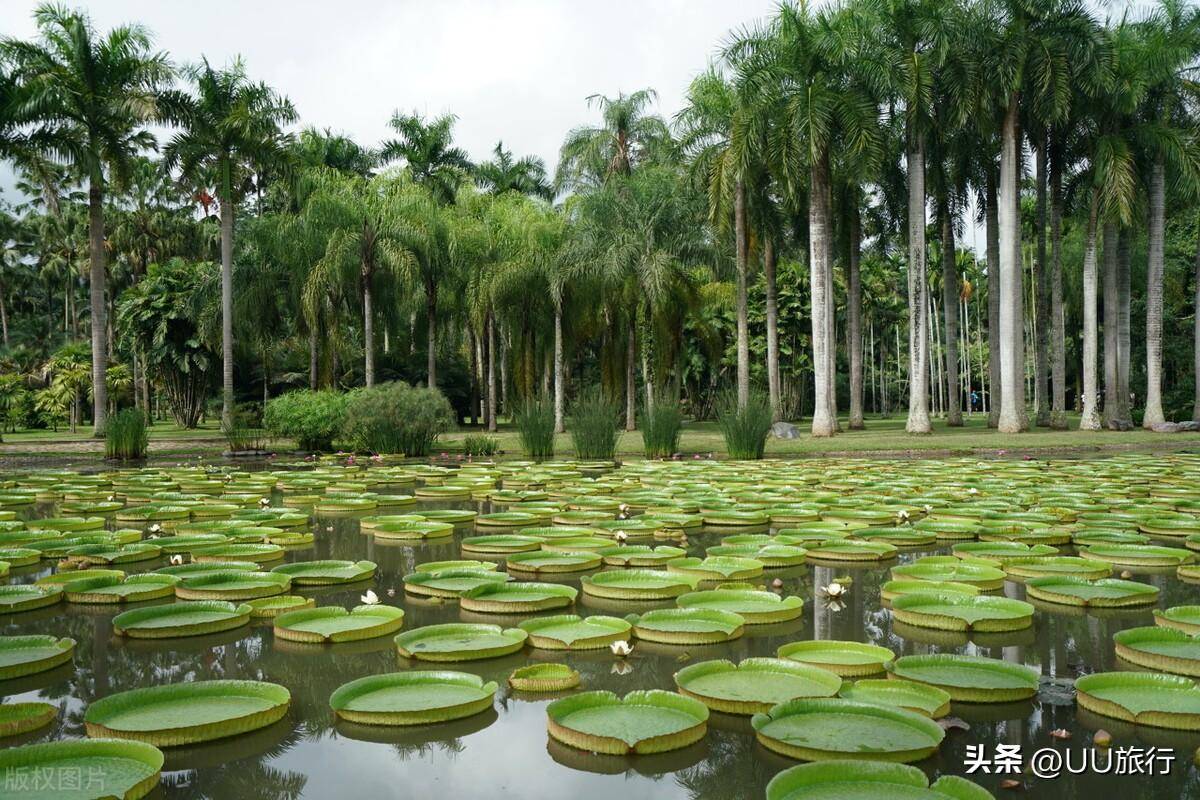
[640,400,682,458]
[105,408,149,460]
[569,391,620,459]
[263,389,349,451]
[716,392,773,459]
[340,382,455,456]
[514,398,556,460]
[462,434,499,457]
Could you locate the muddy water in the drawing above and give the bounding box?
[4,489,1200,799]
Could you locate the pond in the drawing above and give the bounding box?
[1,455,1199,799]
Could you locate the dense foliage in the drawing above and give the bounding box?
[340,382,454,456]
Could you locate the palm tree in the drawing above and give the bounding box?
[475,142,553,199]
[556,89,672,190]
[732,1,880,437]
[2,4,171,435]
[161,57,296,427]
[379,111,472,205]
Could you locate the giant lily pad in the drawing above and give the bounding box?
[0,738,163,800]
[880,580,979,604]
[631,608,744,644]
[372,521,454,541]
[1074,671,1200,730]
[509,663,580,692]
[1001,556,1111,581]
[67,542,162,565]
[580,570,699,600]
[598,545,687,567]
[0,636,75,679]
[113,601,251,639]
[418,509,477,524]
[1154,605,1200,634]
[674,658,841,714]
[766,760,993,800]
[84,679,290,746]
[0,584,63,614]
[752,698,944,763]
[395,623,527,662]
[546,690,709,754]
[1079,544,1194,568]
[155,560,259,580]
[666,556,764,582]
[246,595,315,619]
[951,541,1056,563]
[330,671,498,725]
[63,573,179,604]
[889,593,1034,632]
[837,679,951,719]
[403,569,509,598]
[777,641,895,677]
[705,543,808,567]
[458,581,577,614]
[191,543,284,564]
[175,571,292,601]
[504,550,602,575]
[460,535,542,555]
[0,547,42,568]
[540,536,615,553]
[518,614,632,650]
[1114,626,1200,677]
[0,702,57,738]
[274,604,404,643]
[271,559,376,585]
[805,540,898,562]
[1025,576,1158,608]
[676,588,803,624]
[890,557,1006,591]
[886,654,1038,702]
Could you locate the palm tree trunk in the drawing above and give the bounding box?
[1102,221,1120,428]
[624,320,636,431]
[810,149,836,437]
[426,283,437,389]
[1194,215,1200,422]
[1049,136,1067,429]
[486,312,497,431]
[734,179,750,411]
[1033,133,1051,427]
[765,237,782,422]
[554,302,565,433]
[140,350,151,423]
[1117,229,1132,425]
[848,202,864,429]
[1144,156,1166,427]
[308,327,319,389]
[362,269,374,387]
[0,277,7,349]
[997,94,1025,434]
[939,193,961,426]
[219,183,235,429]
[905,131,931,434]
[87,175,108,436]
[1081,191,1102,430]
[986,170,1001,427]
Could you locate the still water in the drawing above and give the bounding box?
[3,481,1200,799]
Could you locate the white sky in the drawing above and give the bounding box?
[1,0,782,198]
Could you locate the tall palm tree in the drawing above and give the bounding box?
[2,4,171,435]
[379,111,472,205]
[475,142,553,199]
[732,1,880,437]
[556,89,672,190]
[161,57,295,427]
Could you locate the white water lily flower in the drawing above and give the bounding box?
[169,554,184,566]
[968,487,979,495]
[615,531,628,543]
[361,590,380,605]
[148,524,161,534]
[259,497,271,507]
[896,510,910,523]
[106,495,115,502]
[820,582,846,599]
[610,640,633,657]
[923,504,933,513]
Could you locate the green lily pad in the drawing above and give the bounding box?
[331,671,498,724]
[1074,671,1200,729]
[67,542,162,565]
[540,536,616,553]
[580,570,699,600]
[676,588,804,624]
[805,540,898,562]
[191,543,285,564]
[395,623,527,662]
[113,601,252,639]
[37,568,125,586]
[271,559,376,585]
[777,640,895,677]
[1025,576,1158,608]
[890,593,1034,632]
[766,760,993,800]
[274,604,404,643]
[0,702,57,738]
[890,557,1006,590]
[246,595,315,618]
[460,535,543,555]
[504,550,602,575]
[1079,544,1194,567]
[175,571,292,601]
[418,509,478,524]
[705,543,808,567]
[674,658,842,714]
[1154,605,1200,635]
[476,511,543,528]
[546,690,709,754]
[853,528,937,547]
[517,614,632,650]
[372,521,454,540]
[951,541,1057,563]
[27,516,105,531]
[1114,626,1200,677]
[1002,556,1111,581]
[0,548,41,568]
[509,663,580,692]
[85,679,290,746]
[459,581,578,614]
[837,679,952,719]
[0,636,75,680]
[414,559,498,574]
[149,534,229,554]
[0,584,64,614]
[63,573,179,604]
[887,654,1039,702]
[752,698,944,762]
[666,556,764,582]
[403,569,510,598]
[631,608,744,644]
[880,580,979,603]
[0,738,163,800]
[155,561,260,579]
[598,545,687,567]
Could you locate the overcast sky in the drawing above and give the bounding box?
[1,0,784,199]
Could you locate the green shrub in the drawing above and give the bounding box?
[222,405,269,452]
[641,401,683,458]
[569,391,620,460]
[717,392,773,459]
[341,382,454,456]
[513,398,556,460]
[263,390,350,451]
[462,434,499,457]
[105,408,148,460]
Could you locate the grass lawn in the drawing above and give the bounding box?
[3,411,1197,464]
